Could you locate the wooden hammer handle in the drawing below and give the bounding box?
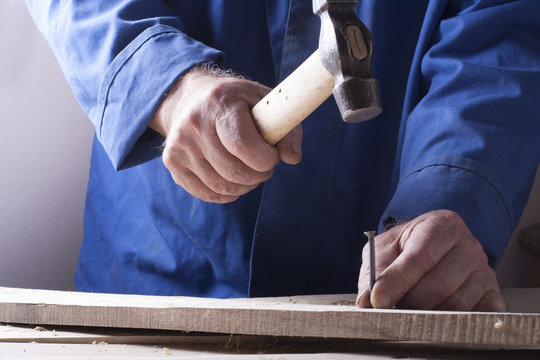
[251,50,334,145]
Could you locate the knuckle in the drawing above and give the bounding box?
[469,268,491,285]
[361,244,370,262]
[229,135,250,158]
[388,269,416,296]
[470,268,498,294]
[169,169,190,189]
[426,283,452,304]
[162,148,174,169]
[194,186,233,203]
[225,168,253,185]
[170,174,184,187]
[182,114,203,136]
[259,169,274,182]
[253,160,278,174]
[162,155,184,183]
[230,168,272,185]
[433,209,464,228]
[215,115,249,152]
[445,296,470,311]
[411,247,439,273]
[209,178,244,196]
[204,193,237,204]
[207,82,233,105]
[162,146,189,174]
[467,239,488,264]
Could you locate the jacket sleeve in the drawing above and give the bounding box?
[381,0,540,266]
[25,0,224,169]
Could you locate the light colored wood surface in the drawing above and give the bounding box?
[0,287,539,348]
[0,342,399,360]
[251,49,334,145]
[2,325,540,359]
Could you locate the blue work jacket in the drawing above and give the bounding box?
[26,0,540,297]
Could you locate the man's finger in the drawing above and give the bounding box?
[201,130,274,186]
[215,102,280,172]
[371,217,456,309]
[275,124,303,165]
[396,243,479,309]
[435,268,495,311]
[191,158,259,197]
[163,143,248,202]
[356,229,402,308]
[474,289,507,312]
[356,289,371,308]
[168,166,239,204]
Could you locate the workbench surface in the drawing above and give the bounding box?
[1,324,540,359]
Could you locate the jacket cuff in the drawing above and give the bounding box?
[380,155,515,267]
[96,24,224,169]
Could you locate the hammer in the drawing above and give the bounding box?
[251,0,381,145]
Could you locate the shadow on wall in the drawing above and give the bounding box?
[0,0,94,291]
[496,165,540,288]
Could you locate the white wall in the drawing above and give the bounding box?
[0,0,93,290]
[0,0,537,292]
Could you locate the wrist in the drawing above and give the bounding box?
[149,74,184,137]
[149,63,240,137]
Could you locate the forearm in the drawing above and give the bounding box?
[386,0,540,263]
[26,0,224,169]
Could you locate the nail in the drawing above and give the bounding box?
[364,231,376,293]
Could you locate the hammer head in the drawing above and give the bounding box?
[314,0,382,123]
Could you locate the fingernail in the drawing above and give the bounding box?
[356,289,371,308]
[371,283,392,309]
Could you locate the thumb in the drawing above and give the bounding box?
[275,124,303,165]
[356,226,404,308]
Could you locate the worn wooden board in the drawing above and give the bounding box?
[2,325,540,359]
[2,342,540,360]
[0,287,539,348]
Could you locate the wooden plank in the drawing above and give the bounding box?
[0,287,539,348]
[3,342,540,360]
[0,342,393,360]
[0,324,218,345]
[2,326,540,359]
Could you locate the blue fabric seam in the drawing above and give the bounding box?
[404,161,514,233]
[247,181,269,297]
[97,27,181,138]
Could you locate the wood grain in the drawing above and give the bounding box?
[0,287,539,348]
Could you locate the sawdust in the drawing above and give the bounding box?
[331,299,356,306]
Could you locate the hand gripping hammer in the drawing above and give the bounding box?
[251,0,382,145]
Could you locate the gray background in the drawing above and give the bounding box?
[1,0,538,291]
